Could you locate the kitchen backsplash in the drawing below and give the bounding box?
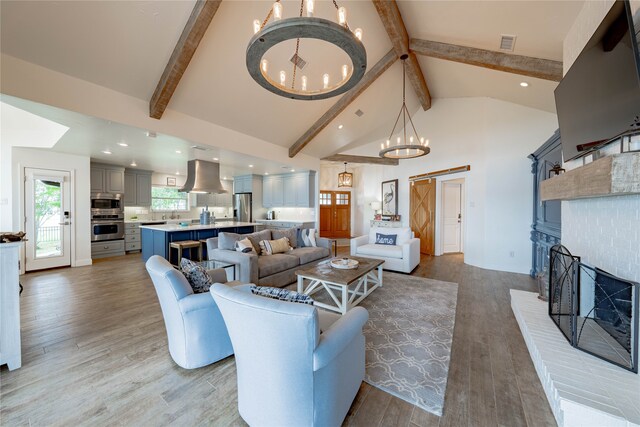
[124,206,233,221]
[266,207,315,221]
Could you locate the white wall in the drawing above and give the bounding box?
[345,97,558,274]
[10,147,92,268]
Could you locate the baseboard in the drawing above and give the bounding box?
[73,258,93,267]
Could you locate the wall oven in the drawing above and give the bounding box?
[91,216,124,242]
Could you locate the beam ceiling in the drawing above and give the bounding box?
[372,0,431,110]
[149,0,222,119]
[410,38,563,82]
[322,154,399,166]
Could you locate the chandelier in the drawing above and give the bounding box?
[247,0,366,100]
[337,162,353,187]
[379,54,430,159]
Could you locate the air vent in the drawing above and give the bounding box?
[145,131,157,138]
[290,53,307,70]
[499,34,516,51]
[190,145,210,151]
[355,109,364,117]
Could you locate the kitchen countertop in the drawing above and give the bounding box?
[139,221,258,232]
[126,218,236,224]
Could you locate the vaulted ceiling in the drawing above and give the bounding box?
[0,0,584,160]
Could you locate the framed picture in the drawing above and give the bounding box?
[381,179,398,217]
[166,177,176,186]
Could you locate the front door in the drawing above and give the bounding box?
[442,182,462,253]
[410,179,436,255]
[319,191,351,238]
[24,168,72,271]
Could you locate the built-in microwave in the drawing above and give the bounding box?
[91,193,123,211]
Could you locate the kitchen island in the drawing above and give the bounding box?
[140,222,257,263]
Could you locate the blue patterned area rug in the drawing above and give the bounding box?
[360,272,458,416]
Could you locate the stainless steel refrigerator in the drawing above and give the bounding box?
[233,193,252,222]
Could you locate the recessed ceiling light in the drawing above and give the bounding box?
[213,157,219,161]
[130,161,137,167]
[291,169,295,172]
[102,150,112,155]
[223,176,227,180]
[118,142,128,147]
[265,172,269,175]
[338,124,344,129]
[175,172,180,175]
[520,82,529,87]
[175,150,182,154]
[249,164,254,168]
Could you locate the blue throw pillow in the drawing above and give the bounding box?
[375,233,397,245]
[250,285,314,305]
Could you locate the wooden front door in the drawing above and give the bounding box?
[410,179,436,255]
[319,191,351,238]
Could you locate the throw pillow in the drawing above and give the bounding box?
[246,229,272,254]
[250,285,314,305]
[218,232,242,251]
[298,228,317,247]
[258,237,291,255]
[272,228,298,248]
[375,233,397,245]
[180,258,213,293]
[234,237,256,254]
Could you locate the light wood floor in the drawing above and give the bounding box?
[0,251,556,426]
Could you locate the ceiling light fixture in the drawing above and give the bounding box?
[379,55,430,160]
[249,164,254,168]
[118,142,128,147]
[247,0,366,100]
[338,124,344,129]
[102,150,112,155]
[265,172,269,175]
[291,169,295,172]
[176,150,182,154]
[130,161,137,167]
[520,81,529,87]
[338,162,353,188]
[175,172,180,175]
[213,157,219,161]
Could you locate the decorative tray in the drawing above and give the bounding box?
[330,258,359,270]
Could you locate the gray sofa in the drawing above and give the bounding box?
[206,229,331,288]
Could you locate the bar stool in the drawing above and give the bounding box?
[199,239,209,260]
[170,240,202,266]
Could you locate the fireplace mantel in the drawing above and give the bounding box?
[540,152,640,201]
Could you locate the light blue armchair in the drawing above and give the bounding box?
[210,283,369,427]
[145,255,233,369]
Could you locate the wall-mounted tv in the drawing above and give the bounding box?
[555,0,640,162]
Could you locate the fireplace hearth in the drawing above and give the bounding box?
[549,245,639,373]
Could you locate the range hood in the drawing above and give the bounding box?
[179,159,227,194]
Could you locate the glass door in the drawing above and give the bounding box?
[24,168,71,271]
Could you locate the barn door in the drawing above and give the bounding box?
[410,179,436,255]
[319,191,351,238]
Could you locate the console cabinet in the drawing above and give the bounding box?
[91,163,125,194]
[529,130,562,278]
[124,169,152,207]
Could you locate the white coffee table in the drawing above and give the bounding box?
[295,256,384,315]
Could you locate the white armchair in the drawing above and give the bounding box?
[210,283,368,427]
[145,255,233,369]
[351,227,420,273]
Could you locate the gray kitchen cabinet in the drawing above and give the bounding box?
[123,169,152,207]
[91,163,125,194]
[262,172,314,208]
[233,175,252,193]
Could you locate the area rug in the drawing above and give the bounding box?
[359,272,458,416]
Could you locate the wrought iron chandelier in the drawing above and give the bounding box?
[247,0,366,100]
[337,162,353,187]
[379,54,430,159]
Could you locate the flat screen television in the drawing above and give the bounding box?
[555,0,640,161]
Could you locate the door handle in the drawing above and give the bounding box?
[59,222,70,225]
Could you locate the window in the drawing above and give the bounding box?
[320,192,332,205]
[151,187,189,211]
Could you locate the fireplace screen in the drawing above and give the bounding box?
[549,245,639,373]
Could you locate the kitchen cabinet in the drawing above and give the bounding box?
[123,169,152,207]
[91,163,125,194]
[233,176,251,193]
[262,172,314,208]
[192,180,232,208]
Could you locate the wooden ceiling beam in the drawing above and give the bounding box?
[372,0,431,110]
[289,49,397,158]
[322,154,399,166]
[410,38,563,82]
[149,0,222,119]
